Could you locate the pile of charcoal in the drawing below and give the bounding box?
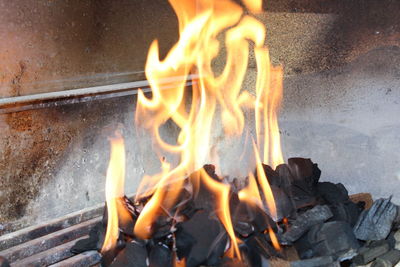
[71,158,400,267]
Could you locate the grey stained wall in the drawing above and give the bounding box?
[1,0,400,233]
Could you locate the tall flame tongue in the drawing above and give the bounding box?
[133,0,284,261]
[101,133,126,253]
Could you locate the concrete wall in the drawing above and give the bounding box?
[1,0,400,233]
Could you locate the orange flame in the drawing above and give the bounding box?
[101,133,126,253]
[200,169,241,259]
[131,0,284,260]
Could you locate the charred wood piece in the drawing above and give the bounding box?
[353,198,398,241]
[108,241,147,267]
[175,210,227,267]
[353,240,391,265]
[371,249,400,267]
[282,205,333,243]
[295,221,359,260]
[290,256,338,267]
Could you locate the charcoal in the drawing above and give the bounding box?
[329,201,364,227]
[295,221,359,260]
[108,241,147,267]
[149,243,173,267]
[317,182,349,204]
[290,256,337,267]
[239,241,262,267]
[247,233,281,260]
[175,210,227,267]
[71,221,105,253]
[270,185,295,221]
[219,258,248,267]
[262,164,280,187]
[275,158,321,210]
[371,249,400,267]
[353,198,398,241]
[394,229,400,250]
[282,205,333,243]
[151,216,173,239]
[232,201,275,237]
[0,256,10,267]
[353,240,390,265]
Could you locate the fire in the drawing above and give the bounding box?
[101,133,126,253]
[103,0,285,262]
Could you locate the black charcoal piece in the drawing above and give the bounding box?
[275,158,321,210]
[282,205,333,243]
[232,201,275,237]
[353,198,398,241]
[290,256,337,267]
[352,240,390,265]
[329,201,363,227]
[0,256,10,267]
[149,243,173,267]
[371,249,400,267]
[297,221,360,259]
[317,182,349,204]
[175,210,227,267]
[219,258,248,267]
[270,185,295,221]
[109,241,147,267]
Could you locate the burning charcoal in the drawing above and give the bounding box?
[108,240,147,267]
[262,164,281,187]
[0,256,10,267]
[352,240,391,265]
[232,201,276,238]
[270,185,295,221]
[219,258,248,267]
[371,249,400,267]
[71,222,105,253]
[329,201,364,227]
[290,256,338,267]
[282,205,333,243]
[247,233,281,260]
[175,210,227,267]
[317,182,349,204]
[149,243,173,267]
[295,221,360,260]
[353,198,398,241]
[350,193,374,210]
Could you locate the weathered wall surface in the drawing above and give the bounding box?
[1,0,400,233]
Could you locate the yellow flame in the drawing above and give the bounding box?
[253,140,278,221]
[238,172,262,207]
[101,134,126,253]
[268,226,281,251]
[200,169,241,259]
[133,0,284,259]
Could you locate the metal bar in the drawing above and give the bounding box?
[0,75,198,114]
[0,217,101,263]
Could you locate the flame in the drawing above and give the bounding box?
[238,172,262,207]
[200,169,241,259]
[268,226,281,251]
[131,0,284,260]
[101,133,126,253]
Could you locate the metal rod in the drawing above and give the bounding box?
[0,75,197,114]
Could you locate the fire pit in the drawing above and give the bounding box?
[1,0,400,266]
